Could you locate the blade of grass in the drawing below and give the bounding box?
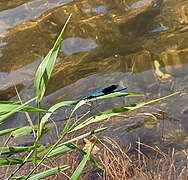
[0,97,50,122]
[0,103,48,114]
[86,92,143,101]
[73,143,103,170]
[70,147,92,180]
[27,165,70,180]
[0,146,45,156]
[0,127,18,136]
[38,100,78,139]
[38,93,142,138]
[0,123,54,138]
[33,14,71,166]
[12,126,33,138]
[63,127,108,145]
[0,158,24,167]
[47,143,76,158]
[28,127,107,161]
[62,99,87,134]
[34,14,72,104]
[69,92,178,132]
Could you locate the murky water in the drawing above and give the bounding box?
[0,0,187,166]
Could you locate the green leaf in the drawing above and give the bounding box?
[0,127,18,136]
[0,100,21,104]
[34,14,72,103]
[61,99,87,137]
[0,145,46,156]
[70,147,91,180]
[12,126,33,138]
[65,127,108,145]
[30,127,107,160]
[27,165,70,180]
[0,98,49,122]
[0,101,48,115]
[0,123,52,137]
[0,146,34,156]
[38,100,78,138]
[74,144,103,170]
[70,93,178,132]
[69,99,87,119]
[48,143,76,158]
[0,158,24,166]
[88,92,143,101]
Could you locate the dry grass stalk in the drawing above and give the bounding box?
[98,136,133,179]
[135,141,187,180]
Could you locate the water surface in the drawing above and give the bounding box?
[0,0,187,165]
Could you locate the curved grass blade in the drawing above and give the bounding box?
[64,127,108,145]
[73,144,103,170]
[38,100,78,138]
[70,92,178,132]
[70,148,91,180]
[12,126,33,138]
[0,98,49,122]
[28,127,107,161]
[69,99,86,118]
[84,92,143,101]
[34,14,72,104]
[0,100,21,104]
[48,143,76,158]
[27,165,70,180]
[0,123,53,138]
[0,104,48,115]
[37,93,141,136]
[0,98,44,113]
[0,158,24,167]
[0,146,45,156]
[0,127,18,136]
[39,93,141,136]
[0,146,32,156]
[61,99,87,137]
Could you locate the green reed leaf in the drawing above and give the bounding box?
[38,100,78,138]
[27,165,70,180]
[0,146,34,156]
[0,98,49,122]
[48,143,76,158]
[70,92,178,132]
[34,14,71,104]
[0,127,18,136]
[0,158,24,167]
[86,92,143,101]
[70,148,91,180]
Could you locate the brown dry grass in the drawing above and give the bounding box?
[1,135,187,180]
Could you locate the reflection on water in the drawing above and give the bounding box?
[0,0,74,36]
[0,0,187,166]
[149,25,168,33]
[131,0,151,9]
[61,37,99,55]
[91,5,107,13]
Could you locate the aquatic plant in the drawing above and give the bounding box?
[0,15,178,179]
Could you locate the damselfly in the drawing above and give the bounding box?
[83,84,127,100]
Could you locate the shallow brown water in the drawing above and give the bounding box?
[0,0,187,171]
